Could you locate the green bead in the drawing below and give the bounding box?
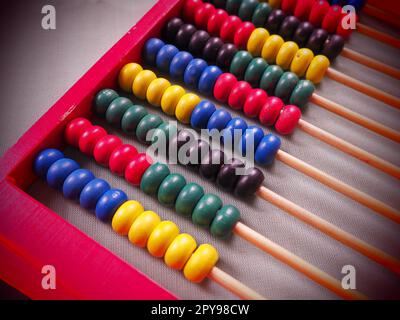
[121,105,148,135]
[213,0,227,9]
[259,65,284,95]
[140,162,170,195]
[151,121,177,145]
[238,0,258,21]
[93,89,119,117]
[135,114,163,144]
[244,57,269,88]
[274,72,299,102]
[252,3,272,27]
[157,173,187,206]
[210,205,241,238]
[192,194,223,227]
[175,183,205,217]
[229,51,253,80]
[105,97,133,126]
[289,80,315,108]
[226,0,242,15]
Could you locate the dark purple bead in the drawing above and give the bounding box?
[265,9,286,35]
[293,21,314,47]
[306,28,329,54]
[279,16,300,41]
[188,30,211,56]
[216,158,245,191]
[203,37,224,63]
[216,43,238,69]
[185,139,210,169]
[175,24,197,49]
[322,34,345,60]
[234,167,264,197]
[199,149,226,181]
[163,18,184,43]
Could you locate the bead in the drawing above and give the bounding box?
[198,66,223,96]
[155,45,179,74]
[194,3,216,30]
[322,34,345,60]
[190,100,216,129]
[183,244,219,283]
[94,89,119,116]
[212,0,227,9]
[132,70,157,100]
[294,0,315,21]
[175,24,197,49]
[305,55,330,84]
[175,182,205,217]
[276,41,299,70]
[188,30,210,56]
[279,16,300,40]
[252,3,272,27]
[259,96,284,126]
[207,9,229,35]
[306,28,329,53]
[207,109,232,131]
[274,71,299,102]
[146,78,171,106]
[95,189,128,222]
[222,117,248,144]
[62,169,95,200]
[266,9,286,34]
[220,15,242,43]
[290,80,315,108]
[275,104,302,135]
[93,135,122,166]
[128,211,161,247]
[347,0,366,11]
[175,93,201,124]
[106,97,133,125]
[243,89,268,118]
[143,39,165,66]
[118,63,143,92]
[213,73,237,103]
[79,178,110,210]
[217,158,244,190]
[247,28,270,57]
[244,58,269,88]
[151,122,177,146]
[226,0,242,15]
[309,0,330,27]
[112,200,144,235]
[78,126,107,156]
[109,144,138,175]
[164,233,197,270]
[293,21,314,47]
[121,105,148,134]
[229,51,253,79]
[240,125,264,155]
[228,80,252,110]
[233,22,255,49]
[174,129,197,151]
[34,149,64,178]
[147,221,180,257]
[202,37,224,63]
[169,52,193,80]
[234,167,264,197]
[183,58,208,88]
[199,149,226,181]
[210,205,241,238]
[322,5,342,33]
[290,48,314,77]
[216,43,237,69]
[259,65,284,95]
[238,0,258,21]
[65,118,92,147]
[163,18,183,43]
[140,162,171,196]
[125,153,153,186]
[161,85,186,116]
[185,139,210,169]
[135,114,163,144]
[335,12,354,39]
[261,35,284,63]
[182,0,202,22]
[192,194,222,227]
[254,133,281,165]
[281,0,297,14]
[157,174,187,206]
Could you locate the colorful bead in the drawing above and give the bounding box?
[290,80,315,108]
[140,163,171,196]
[147,221,180,257]
[156,45,179,73]
[106,97,133,125]
[275,104,301,135]
[230,51,253,79]
[220,15,242,43]
[240,125,264,155]
[78,126,107,156]
[136,114,163,144]
[79,178,110,210]
[157,174,187,206]
[118,63,143,92]
[112,200,144,235]
[65,118,92,147]
[175,93,201,124]
[34,148,64,178]
[276,41,299,70]
[94,89,119,116]
[163,18,183,43]
[234,167,265,197]
[281,0,297,13]
[254,134,281,165]
[132,70,157,100]
[233,22,255,49]
[228,80,252,109]
[109,144,138,175]
[95,188,128,221]
[321,5,342,33]
[207,9,229,35]
[175,24,197,49]
[170,52,193,80]
[217,158,244,190]
[210,205,240,238]
[164,233,197,270]
[259,96,284,126]
[222,117,248,143]
[146,78,171,106]
[203,37,224,63]
[238,0,258,21]
[244,58,269,88]
[279,16,300,40]
[226,0,242,15]
[207,109,232,131]
[266,9,286,34]
[198,66,223,96]
[216,43,238,69]
[125,153,153,186]
[274,72,299,102]
[252,3,272,27]
[309,0,330,27]
[93,135,122,166]
[260,65,284,95]
[199,149,226,181]
[306,29,329,53]
[294,0,315,21]
[290,48,314,77]
[261,35,284,63]
[188,30,210,55]
[190,100,217,129]
[182,0,202,22]
[293,21,314,47]
[243,89,268,118]
[175,182,205,216]
[128,211,161,247]
[121,105,148,134]
[183,244,219,283]
[192,193,223,227]
[322,34,344,60]
[247,28,270,57]
[213,73,237,102]
[161,85,186,116]
[194,3,216,30]
[305,55,330,84]
[183,58,208,88]
[143,38,165,66]
[186,140,211,168]
[62,169,95,200]
[151,122,177,146]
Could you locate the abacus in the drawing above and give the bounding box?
[0,0,398,299]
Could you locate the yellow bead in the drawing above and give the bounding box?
[147,221,180,258]
[164,233,197,270]
[247,28,270,57]
[183,244,219,283]
[276,41,299,70]
[132,70,157,100]
[261,35,284,64]
[290,48,314,77]
[175,93,201,124]
[305,55,330,84]
[128,211,161,247]
[160,85,186,115]
[112,200,144,236]
[146,78,171,107]
[269,0,281,9]
[118,63,143,92]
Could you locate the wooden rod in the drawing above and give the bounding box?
[363,4,400,29]
[356,22,400,49]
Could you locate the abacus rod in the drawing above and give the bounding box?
[363,4,400,29]
[310,93,400,143]
[325,68,400,109]
[256,186,400,275]
[275,150,400,224]
[208,267,266,300]
[297,118,400,178]
[233,222,368,300]
[356,22,400,49]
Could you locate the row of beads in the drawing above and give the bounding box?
[34,148,219,283]
[65,116,242,238]
[328,0,365,11]
[94,88,266,200]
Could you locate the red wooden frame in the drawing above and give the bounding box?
[0,0,186,300]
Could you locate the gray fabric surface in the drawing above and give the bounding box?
[1,0,399,299]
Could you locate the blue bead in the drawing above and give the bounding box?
[79,178,111,210]
[34,149,64,178]
[207,109,232,132]
[254,134,281,165]
[143,38,165,66]
[190,100,216,129]
[222,117,248,145]
[198,66,223,96]
[183,58,208,88]
[156,44,179,73]
[62,169,95,200]
[95,189,128,222]
[46,158,80,189]
[347,0,366,11]
[169,51,193,79]
[240,126,264,156]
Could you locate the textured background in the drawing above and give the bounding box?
[0,0,399,299]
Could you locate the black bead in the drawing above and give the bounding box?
[306,28,329,54]
[265,9,286,35]
[216,158,245,191]
[234,167,264,197]
[202,37,224,63]
[188,30,211,56]
[293,21,314,47]
[185,139,210,169]
[199,149,226,181]
[216,43,238,69]
[213,0,227,9]
[279,16,300,41]
[175,24,197,50]
[168,129,197,161]
[163,18,184,43]
[322,34,345,60]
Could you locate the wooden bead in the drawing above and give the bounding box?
[266,9,286,34]
[93,135,122,166]
[210,205,240,238]
[199,149,226,181]
[223,117,248,144]
[306,28,329,54]
[128,211,161,247]
[220,15,242,42]
[194,3,216,30]
[213,73,237,102]
[207,109,232,131]
[186,140,211,169]
[78,126,107,156]
[290,48,314,77]
[121,105,148,134]
[274,71,299,102]
[305,54,330,84]
[125,153,153,186]
[183,58,208,88]
[161,85,186,116]
[238,0,258,21]
[261,34,284,63]
[106,97,132,125]
[175,24,197,49]
[240,125,264,156]
[182,0,202,22]
[252,3,272,27]
[260,65,284,95]
[254,133,281,165]
[94,89,119,117]
[175,183,205,217]
[65,118,92,147]
[183,244,219,283]
[188,30,210,56]
[233,22,255,49]
[156,45,179,73]
[190,100,217,129]
[293,0,315,21]
[228,80,252,110]
[281,0,297,14]
[136,114,163,144]
[279,16,300,40]
[164,234,197,270]
[276,41,299,70]
[322,34,344,60]
[217,158,244,190]
[275,105,302,134]
[109,144,138,176]
[290,79,315,108]
[140,162,171,195]
[79,178,110,210]
[207,9,229,35]
[203,37,224,63]
[226,0,242,15]
[321,5,342,33]
[244,57,269,88]
[62,169,95,200]
[259,96,284,126]
[293,21,314,47]
[163,18,183,43]
[192,194,223,227]
[243,89,268,118]
[132,70,157,100]
[112,200,144,235]
[147,221,180,258]
[309,0,330,27]
[34,149,64,178]
[198,65,223,96]
[247,28,270,57]
[95,189,127,222]
[146,78,171,106]
[230,50,253,79]
[216,43,238,69]
[157,174,187,206]
[175,93,201,124]
[118,63,143,92]
[234,167,265,197]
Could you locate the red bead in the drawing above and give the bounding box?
[275,105,301,135]
[220,16,242,43]
[321,5,342,33]
[233,22,255,49]
[259,97,284,127]
[281,0,298,14]
[124,153,153,186]
[213,73,238,102]
[243,89,268,118]
[109,144,138,176]
[336,12,355,39]
[309,0,330,27]
[93,135,122,167]
[194,3,216,30]
[182,0,202,22]
[228,81,252,110]
[65,118,92,147]
[294,0,316,21]
[207,9,229,35]
[78,126,107,156]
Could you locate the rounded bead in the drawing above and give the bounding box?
[217,158,244,190]
[279,16,300,40]
[275,104,301,135]
[169,52,193,80]
[62,169,95,200]
[65,118,92,147]
[238,0,258,21]
[132,70,157,100]
[293,0,315,21]
[128,211,161,247]
[222,117,248,144]
[202,37,224,63]
[199,149,225,181]
[109,144,138,175]
[240,125,264,155]
[188,30,210,56]
[198,66,223,96]
[175,93,201,124]
[274,72,299,102]
[254,133,281,165]
[147,221,180,257]
[336,12,354,39]
[321,5,342,33]
[230,51,253,79]
[234,167,264,197]
[306,28,329,54]
[156,45,179,74]
[164,233,197,270]
[309,0,330,27]
[143,39,165,66]
[175,24,197,49]
[226,0,242,15]
[281,0,297,13]
[79,178,110,210]
[293,21,314,47]
[228,80,252,110]
[94,89,119,116]
[194,3,216,30]
[192,194,223,227]
[290,48,314,77]
[163,18,183,43]
[233,22,255,49]
[244,58,269,88]
[34,149,64,178]
[78,126,107,156]
[95,189,128,222]
[112,200,144,235]
[183,244,219,283]
[210,205,241,238]
[266,9,286,34]
[136,114,163,144]
[247,28,270,57]
[243,89,268,118]
[93,135,123,166]
[261,35,284,63]
[125,153,153,186]
[121,105,148,134]
[182,0,202,22]
[322,34,345,60]
[276,41,299,70]
[215,43,238,69]
[305,55,330,84]
[190,100,217,129]
[105,97,133,125]
[207,109,232,131]
[252,3,272,27]
[146,78,171,106]
[118,63,143,92]
[290,80,315,108]
[207,9,229,35]
[259,65,284,95]
[175,182,205,217]
[259,96,284,126]
[213,73,237,102]
[157,173,187,206]
[151,122,177,146]
[140,163,171,196]
[161,85,186,116]
[220,15,242,43]
[183,58,208,88]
